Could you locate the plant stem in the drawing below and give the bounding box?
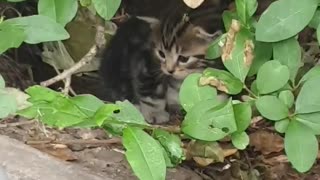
[244,85,258,99]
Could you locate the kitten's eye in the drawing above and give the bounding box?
[178,55,189,63]
[158,50,166,58]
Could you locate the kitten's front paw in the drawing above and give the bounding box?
[144,111,170,124]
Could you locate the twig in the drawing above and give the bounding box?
[26,138,122,146]
[62,76,71,95]
[0,120,35,128]
[40,23,106,87]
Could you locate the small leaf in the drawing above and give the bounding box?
[299,65,320,85]
[25,85,62,102]
[123,127,166,180]
[256,60,290,94]
[182,99,237,141]
[248,41,272,76]
[296,112,320,135]
[179,73,217,112]
[93,104,120,126]
[113,100,148,125]
[255,96,289,121]
[92,0,121,20]
[0,75,5,89]
[200,68,243,95]
[0,21,25,54]
[275,118,290,133]
[235,0,258,24]
[285,120,318,173]
[231,131,249,150]
[296,77,320,113]
[70,94,104,117]
[273,37,302,82]
[153,129,184,165]
[256,0,318,42]
[309,9,320,28]
[38,0,78,26]
[0,92,17,119]
[278,90,294,108]
[233,102,252,132]
[5,15,69,44]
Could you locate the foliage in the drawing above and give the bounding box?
[1,0,320,179]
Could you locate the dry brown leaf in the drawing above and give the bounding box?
[193,157,214,167]
[31,144,77,161]
[249,130,284,155]
[221,19,241,62]
[199,76,229,93]
[183,0,204,9]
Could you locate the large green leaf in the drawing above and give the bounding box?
[5,15,69,44]
[296,112,320,135]
[0,21,25,54]
[182,99,237,141]
[123,127,166,180]
[296,77,320,114]
[222,28,253,82]
[179,73,217,112]
[92,0,121,20]
[273,37,302,82]
[38,0,78,26]
[70,94,104,117]
[256,60,290,94]
[298,65,320,85]
[256,0,318,42]
[285,120,318,173]
[112,100,148,125]
[255,96,289,121]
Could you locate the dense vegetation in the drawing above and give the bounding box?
[1,0,320,179]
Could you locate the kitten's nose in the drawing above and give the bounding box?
[167,69,174,74]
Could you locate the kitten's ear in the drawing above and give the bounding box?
[136,16,160,28]
[193,26,222,42]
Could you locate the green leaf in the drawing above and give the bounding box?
[25,85,62,102]
[317,23,320,46]
[222,28,253,82]
[0,21,26,54]
[70,94,104,117]
[92,0,121,20]
[233,102,252,132]
[123,127,166,180]
[200,68,243,95]
[296,77,320,114]
[285,120,318,173]
[5,15,69,44]
[93,104,120,126]
[80,0,92,6]
[256,60,290,94]
[255,96,289,121]
[299,65,320,85]
[222,11,239,31]
[273,37,302,82]
[0,92,17,119]
[248,42,272,76]
[112,100,148,125]
[256,0,318,42]
[278,90,294,108]
[206,34,226,60]
[6,0,25,2]
[179,73,217,112]
[0,75,5,89]
[38,0,78,26]
[231,131,249,150]
[275,118,290,133]
[296,113,320,135]
[182,99,237,141]
[309,9,320,29]
[235,0,258,24]
[153,129,184,165]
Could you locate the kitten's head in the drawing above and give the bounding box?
[139,15,220,79]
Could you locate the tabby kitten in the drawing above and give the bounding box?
[99,2,224,124]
